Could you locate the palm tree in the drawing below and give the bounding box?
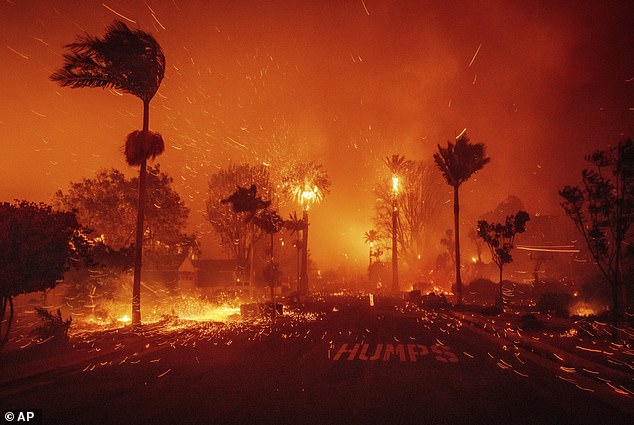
[384,154,412,292]
[51,20,166,326]
[253,209,284,316]
[280,161,331,294]
[221,184,271,286]
[284,212,306,292]
[363,229,380,269]
[433,133,490,305]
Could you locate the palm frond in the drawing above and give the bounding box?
[434,134,490,187]
[51,20,165,102]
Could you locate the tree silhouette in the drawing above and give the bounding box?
[222,185,271,221]
[207,164,275,282]
[280,161,331,294]
[363,228,380,265]
[51,20,166,326]
[253,209,284,314]
[55,165,191,257]
[434,133,490,305]
[383,154,413,292]
[560,138,634,336]
[477,211,530,310]
[374,160,446,278]
[284,212,306,291]
[0,201,86,348]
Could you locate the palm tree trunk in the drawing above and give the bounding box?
[296,242,301,292]
[132,99,150,326]
[392,199,399,292]
[270,233,276,318]
[300,208,309,294]
[454,185,462,305]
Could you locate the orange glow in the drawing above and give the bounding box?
[391,176,400,195]
[571,303,598,317]
[1,2,633,272]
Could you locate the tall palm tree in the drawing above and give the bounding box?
[384,154,412,292]
[51,20,166,326]
[433,133,490,305]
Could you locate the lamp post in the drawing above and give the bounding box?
[391,174,400,293]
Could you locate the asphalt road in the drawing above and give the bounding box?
[1,295,633,425]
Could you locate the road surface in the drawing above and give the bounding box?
[1,295,632,424]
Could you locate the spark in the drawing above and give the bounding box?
[559,366,576,373]
[516,245,580,253]
[29,36,49,46]
[468,43,482,67]
[360,0,370,16]
[157,368,172,378]
[102,3,137,24]
[7,45,29,59]
[455,128,467,140]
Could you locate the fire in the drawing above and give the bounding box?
[571,302,598,317]
[70,294,245,334]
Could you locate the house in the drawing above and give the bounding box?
[177,257,238,293]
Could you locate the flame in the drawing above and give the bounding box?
[571,302,598,317]
[391,175,400,194]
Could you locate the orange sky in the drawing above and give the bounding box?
[1,0,633,270]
